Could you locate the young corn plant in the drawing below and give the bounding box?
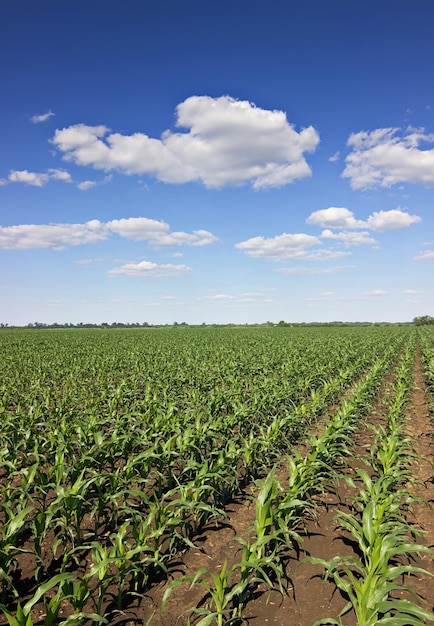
[308,340,434,625]
[0,503,34,603]
[0,573,73,626]
[162,554,280,626]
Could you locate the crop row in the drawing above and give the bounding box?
[161,330,403,624]
[309,331,434,624]
[0,326,419,624]
[418,325,434,411]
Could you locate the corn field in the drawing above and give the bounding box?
[0,325,433,625]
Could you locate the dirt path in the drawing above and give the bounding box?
[403,350,434,612]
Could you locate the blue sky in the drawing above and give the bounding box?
[1,0,433,325]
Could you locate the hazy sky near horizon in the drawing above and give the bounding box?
[1,0,433,325]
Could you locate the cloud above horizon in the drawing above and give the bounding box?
[306,207,421,232]
[235,232,351,262]
[51,95,320,189]
[108,261,191,278]
[414,249,434,260]
[198,291,273,305]
[342,127,434,189]
[5,169,71,187]
[320,230,378,247]
[31,110,55,124]
[235,205,421,263]
[0,217,218,250]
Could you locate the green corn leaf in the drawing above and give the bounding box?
[23,573,74,615]
[376,598,434,622]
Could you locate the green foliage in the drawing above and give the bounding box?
[413,315,434,325]
[0,325,428,623]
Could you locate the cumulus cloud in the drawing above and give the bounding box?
[235,233,320,261]
[0,220,108,250]
[342,127,434,189]
[77,180,97,190]
[77,174,112,191]
[365,209,421,232]
[108,261,191,278]
[0,216,218,250]
[107,217,218,247]
[307,207,421,232]
[320,229,378,247]
[237,206,411,265]
[307,207,363,229]
[7,169,71,186]
[31,110,55,124]
[51,95,320,189]
[235,232,352,262]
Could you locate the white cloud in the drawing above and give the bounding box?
[235,232,351,262]
[107,217,218,247]
[48,169,71,182]
[198,291,273,304]
[0,216,218,250]
[7,168,71,186]
[365,209,421,232]
[8,170,49,186]
[52,95,320,189]
[343,127,434,189]
[108,261,191,278]
[414,250,434,260]
[77,174,112,191]
[77,180,97,190]
[307,207,421,232]
[74,257,114,265]
[329,151,340,162]
[235,232,320,260]
[307,290,389,302]
[277,264,355,275]
[320,229,378,247]
[300,249,350,261]
[403,289,419,294]
[365,290,389,296]
[307,207,363,229]
[0,220,108,250]
[31,110,55,124]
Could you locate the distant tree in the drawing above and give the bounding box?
[413,315,434,326]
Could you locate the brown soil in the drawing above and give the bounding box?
[401,351,434,612]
